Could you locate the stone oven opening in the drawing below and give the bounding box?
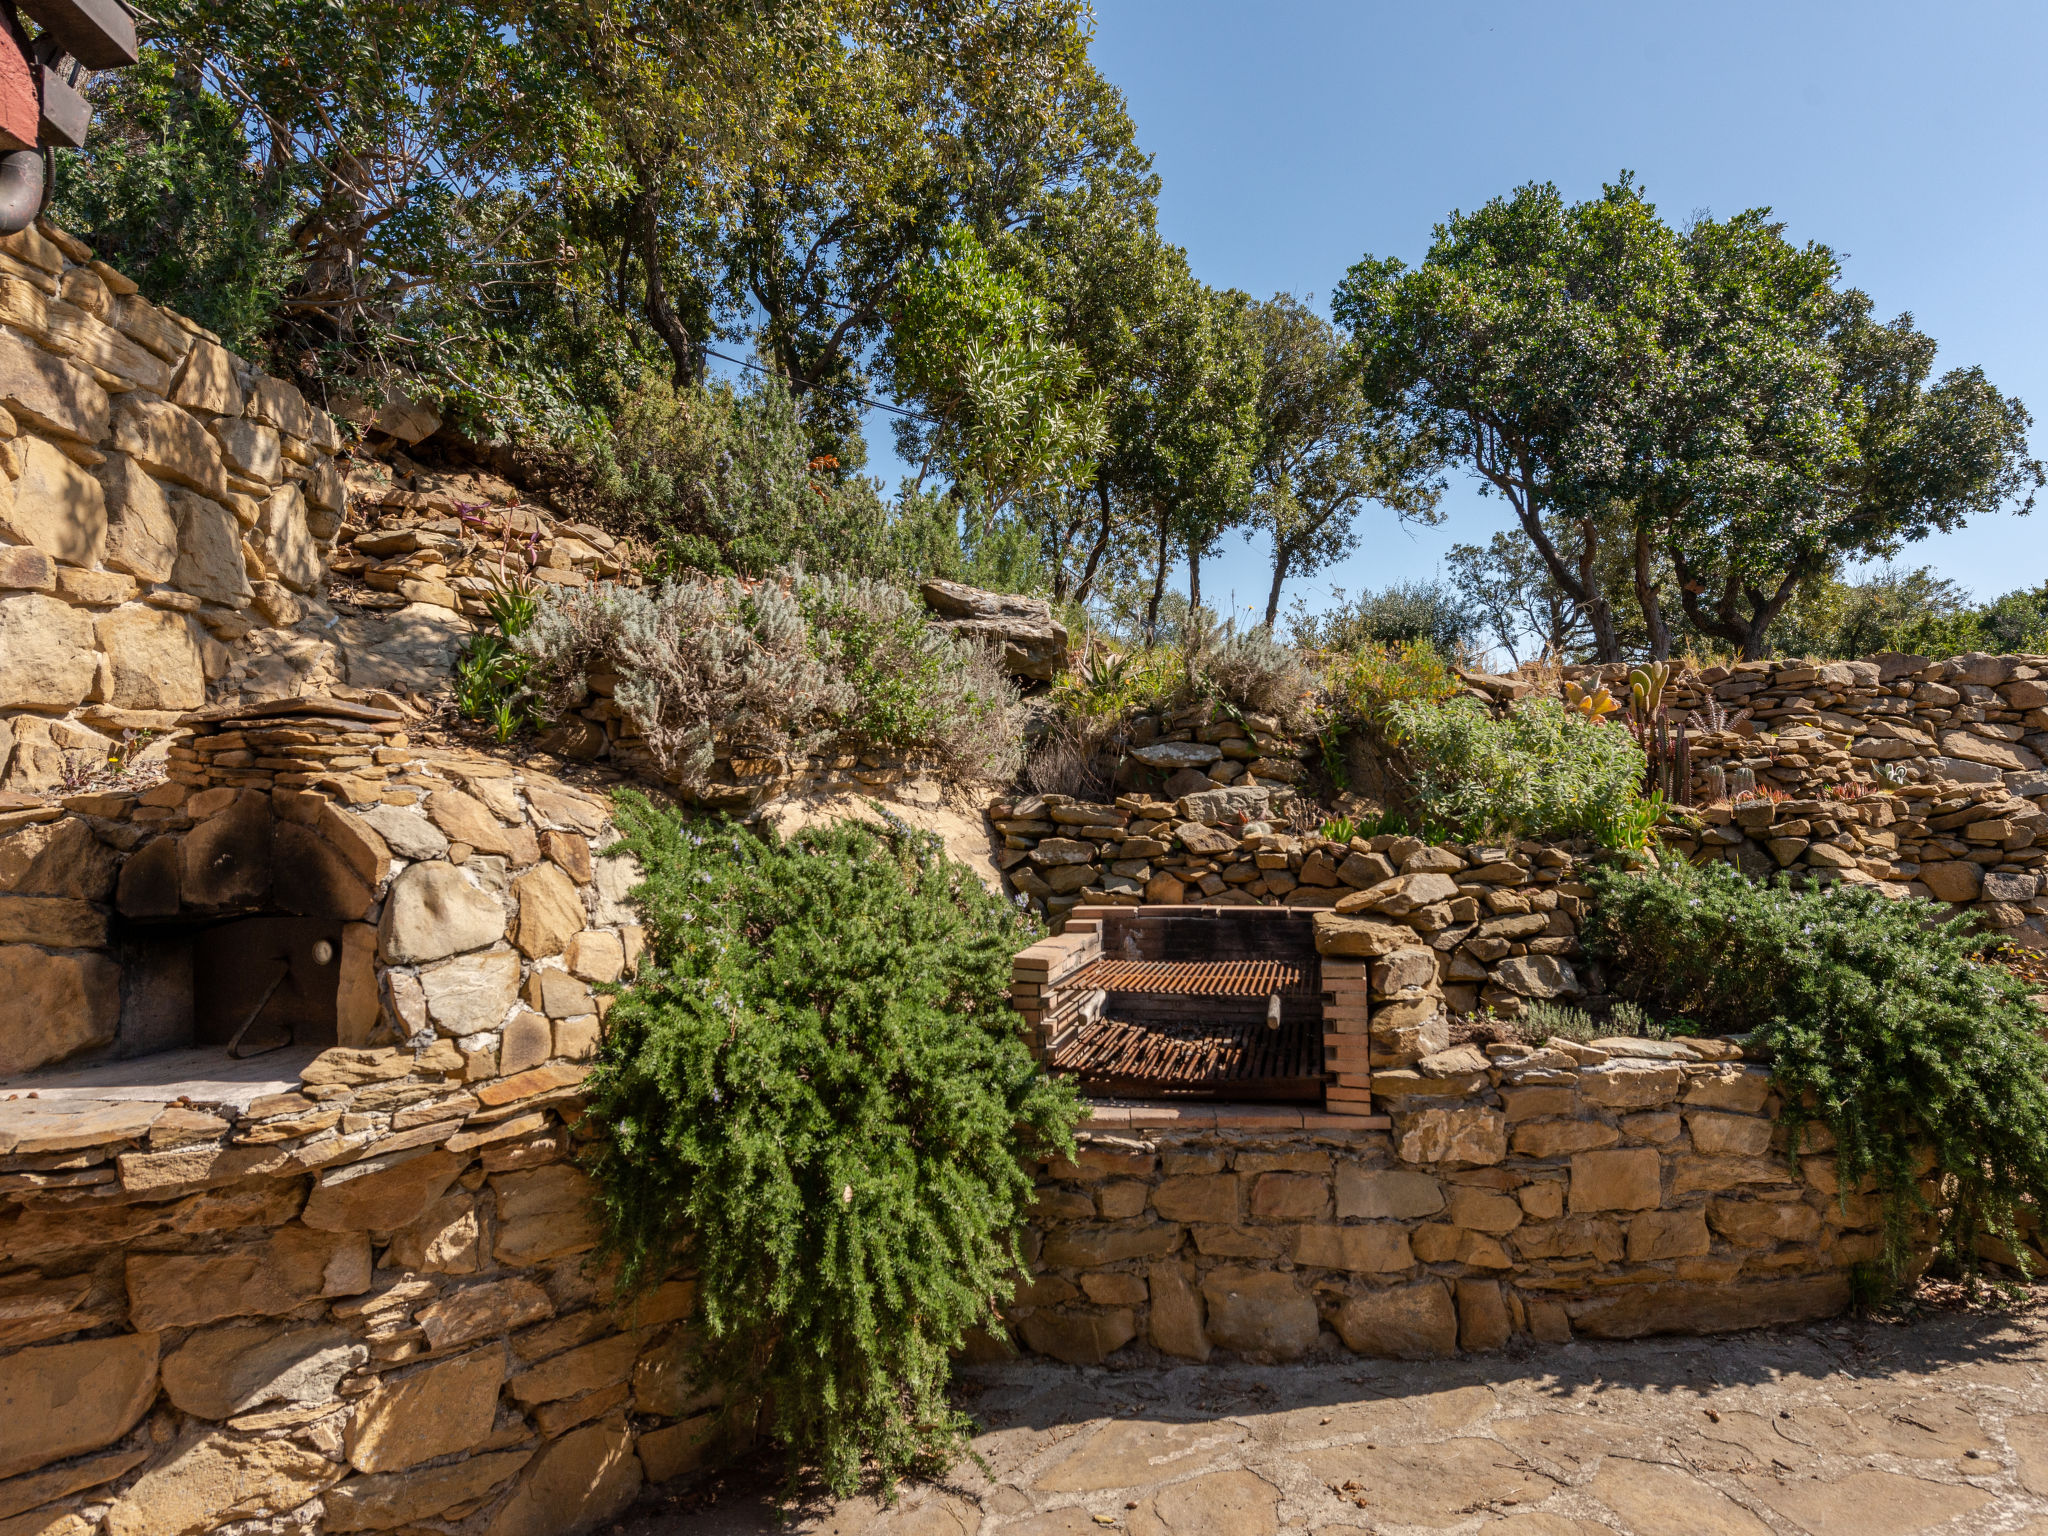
[1017,907,1330,1102]
[114,911,345,1061]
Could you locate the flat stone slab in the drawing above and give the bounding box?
[0,1044,321,1111]
[634,1296,2048,1536]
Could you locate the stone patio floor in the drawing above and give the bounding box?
[647,1292,2048,1536]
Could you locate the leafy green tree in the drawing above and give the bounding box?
[1335,178,1686,662]
[885,225,1104,523]
[1246,293,1442,625]
[1338,176,2041,663]
[1767,565,1970,659]
[1660,272,2042,657]
[53,53,296,354]
[1290,580,1478,656]
[1446,531,1591,665]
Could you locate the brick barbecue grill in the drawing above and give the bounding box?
[1012,906,1372,1113]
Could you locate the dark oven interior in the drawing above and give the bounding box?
[115,913,345,1061]
[1050,908,1324,1101]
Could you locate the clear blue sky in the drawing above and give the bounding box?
[862,0,2048,628]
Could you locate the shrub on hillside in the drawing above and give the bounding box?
[1585,860,2048,1284]
[1387,696,1646,842]
[580,797,1080,1494]
[517,577,846,789]
[801,573,1025,780]
[517,570,1024,787]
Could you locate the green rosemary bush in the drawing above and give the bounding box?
[579,794,1080,1494]
[1585,859,2048,1283]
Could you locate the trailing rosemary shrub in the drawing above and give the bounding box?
[580,793,1080,1494]
[1585,859,2048,1283]
[1387,696,1648,842]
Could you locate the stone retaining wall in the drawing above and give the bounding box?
[1003,1037,1890,1367]
[0,220,347,792]
[0,1044,717,1536]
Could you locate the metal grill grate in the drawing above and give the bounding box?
[1070,957,1318,999]
[1050,1013,1323,1100]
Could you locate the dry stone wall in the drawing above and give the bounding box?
[0,219,348,792]
[1003,1036,1891,1367]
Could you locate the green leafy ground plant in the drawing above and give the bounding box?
[1387,696,1648,842]
[579,795,1080,1495]
[1585,859,2048,1286]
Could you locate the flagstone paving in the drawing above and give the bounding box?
[655,1295,2048,1536]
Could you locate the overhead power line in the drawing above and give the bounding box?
[698,345,939,425]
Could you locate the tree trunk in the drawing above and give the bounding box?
[1144,505,1172,645]
[1072,481,1115,606]
[1188,542,1203,617]
[634,173,702,387]
[1633,525,1670,661]
[1264,545,1289,629]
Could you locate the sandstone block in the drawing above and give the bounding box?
[168,338,241,416]
[566,928,625,983]
[0,895,104,947]
[92,606,205,711]
[1511,1118,1620,1157]
[168,487,251,607]
[637,1414,717,1486]
[1333,1279,1458,1359]
[1446,1185,1523,1233]
[112,397,228,499]
[1685,1111,1773,1156]
[427,787,512,854]
[1290,1222,1414,1273]
[499,1009,552,1076]
[380,861,506,964]
[103,1431,339,1536]
[0,590,96,708]
[419,948,522,1036]
[302,1148,462,1232]
[415,1277,550,1351]
[509,1332,639,1405]
[1708,1198,1822,1247]
[512,861,585,958]
[211,418,280,482]
[0,1333,159,1480]
[346,1347,506,1473]
[126,1227,371,1330]
[1038,1224,1184,1268]
[160,1323,366,1420]
[178,791,272,908]
[1681,1064,1773,1113]
[359,804,448,861]
[257,482,321,592]
[1626,1208,1711,1261]
[0,944,119,1075]
[1578,1061,1684,1108]
[1146,1261,1209,1361]
[1313,911,1413,956]
[1201,1268,1319,1360]
[323,1450,532,1533]
[492,1164,600,1265]
[2,436,104,566]
[1919,859,1983,903]
[483,1416,641,1536]
[1018,1309,1137,1365]
[1456,1278,1511,1351]
[1151,1174,1238,1225]
[1491,954,1577,997]
[1334,1167,1444,1220]
[1568,1149,1662,1213]
[1249,1172,1329,1220]
[1394,1107,1506,1166]
[0,325,107,442]
[1566,1275,1849,1339]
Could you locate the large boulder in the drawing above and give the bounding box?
[919,579,1067,681]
